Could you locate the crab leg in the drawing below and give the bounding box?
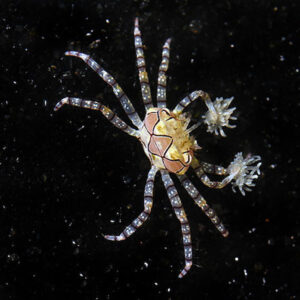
[173,90,236,137]
[157,38,171,108]
[173,90,213,113]
[134,18,153,110]
[192,157,234,189]
[54,97,139,137]
[197,161,227,176]
[160,170,192,278]
[104,166,158,241]
[178,174,229,237]
[64,51,143,128]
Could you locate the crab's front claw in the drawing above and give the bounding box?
[202,96,237,137]
[227,152,262,196]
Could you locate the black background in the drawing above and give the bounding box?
[0,0,299,299]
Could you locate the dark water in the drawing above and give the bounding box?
[0,0,299,299]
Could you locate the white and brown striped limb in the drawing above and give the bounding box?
[178,174,229,237]
[192,157,234,189]
[54,97,139,137]
[134,18,153,110]
[174,91,237,137]
[157,38,171,108]
[104,166,158,241]
[196,161,227,176]
[160,170,192,278]
[64,51,143,128]
[173,90,212,113]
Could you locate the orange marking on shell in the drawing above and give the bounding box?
[148,135,172,157]
[144,111,159,134]
[163,158,187,175]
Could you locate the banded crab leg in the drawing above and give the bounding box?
[191,157,234,189]
[160,170,192,278]
[173,90,236,137]
[134,18,153,110]
[104,165,158,241]
[196,160,227,176]
[193,155,262,196]
[173,90,212,113]
[64,51,143,128]
[157,38,171,108]
[178,173,229,237]
[54,97,139,137]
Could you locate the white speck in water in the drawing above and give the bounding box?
[243,269,248,277]
[86,29,94,37]
[279,55,285,61]
[144,262,149,268]
[78,125,85,131]
[234,257,239,262]
[248,227,256,233]
[106,19,110,24]
[230,44,235,48]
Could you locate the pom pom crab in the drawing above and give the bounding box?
[54,18,261,278]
